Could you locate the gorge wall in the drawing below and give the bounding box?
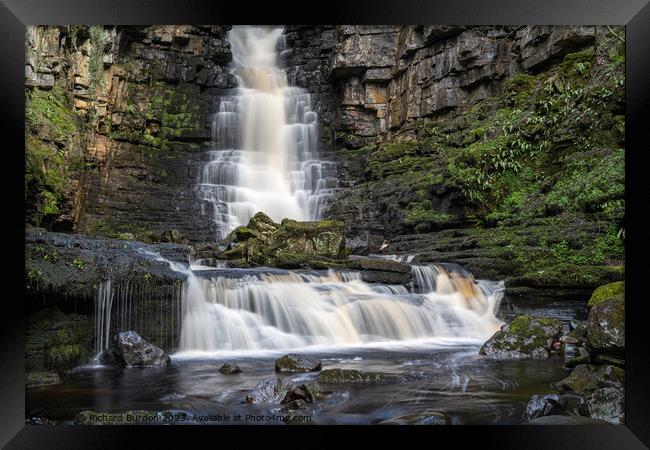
[25,25,625,295]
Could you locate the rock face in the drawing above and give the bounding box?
[205,212,347,268]
[25,25,233,240]
[116,331,171,367]
[275,354,322,373]
[479,315,563,359]
[522,394,584,421]
[318,368,405,384]
[25,308,93,375]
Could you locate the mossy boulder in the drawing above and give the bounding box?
[275,354,322,373]
[586,289,624,359]
[318,368,406,384]
[25,308,93,374]
[479,315,563,359]
[217,212,347,268]
[587,281,624,308]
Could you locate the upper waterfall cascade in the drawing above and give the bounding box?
[195,26,336,240]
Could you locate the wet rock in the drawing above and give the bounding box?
[26,417,57,425]
[245,377,293,404]
[347,257,413,284]
[586,289,624,359]
[479,315,563,359]
[585,386,625,424]
[318,368,405,384]
[116,331,171,367]
[379,411,450,425]
[523,415,611,425]
[275,354,322,373]
[25,307,93,373]
[160,229,185,243]
[522,393,584,420]
[215,213,347,268]
[218,362,241,374]
[554,364,625,424]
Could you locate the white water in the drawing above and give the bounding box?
[175,264,504,355]
[195,26,336,240]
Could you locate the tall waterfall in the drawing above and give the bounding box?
[176,264,504,354]
[196,26,336,240]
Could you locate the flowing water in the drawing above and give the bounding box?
[195,26,336,240]
[25,25,583,425]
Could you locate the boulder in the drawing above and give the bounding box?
[586,288,624,359]
[318,368,405,384]
[218,362,241,374]
[245,377,293,404]
[554,364,625,424]
[479,315,563,359]
[26,371,61,388]
[587,281,624,308]
[116,331,171,367]
[522,393,584,421]
[216,212,347,268]
[275,354,322,373]
[379,411,450,425]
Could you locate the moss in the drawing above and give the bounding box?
[25,86,80,140]
[588,281,624,308]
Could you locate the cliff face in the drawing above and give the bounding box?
[25,25,625,294]
[25,25,234,241]
[281,25,625,294]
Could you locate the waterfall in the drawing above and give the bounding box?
[196,25,336,240]
[175,264,505,354]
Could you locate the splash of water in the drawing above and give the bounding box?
[195,25,336,240]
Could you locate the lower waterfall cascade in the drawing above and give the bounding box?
[93,253,505,357]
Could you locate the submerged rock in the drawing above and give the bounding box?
[379,411,450,425]
[218,362,241,374]
[479,315,563,359]
[116,331,171,367]
[275,354,322,373]
[318,368,405,384]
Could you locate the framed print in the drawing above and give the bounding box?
[1,0,648,448]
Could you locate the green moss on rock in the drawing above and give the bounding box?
[588,281,624,308]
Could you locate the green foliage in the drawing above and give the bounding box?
[88,26,107,99]
[404,202,454,233]
[72,257,85,270]
[25,86,79,140]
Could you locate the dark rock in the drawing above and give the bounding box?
[318,368,405,384]
[586,290,624,359]
[25,307,93,373]
[160,229,185,243]
[479,315,563,359]
[116,331,171,367]
[522,393,584,420]
[245,377,293,404]
[585,386,625,424]
[218,362,241,374]
[555,364,625,396]
[275,354,322,373]
[347,257,411,273]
